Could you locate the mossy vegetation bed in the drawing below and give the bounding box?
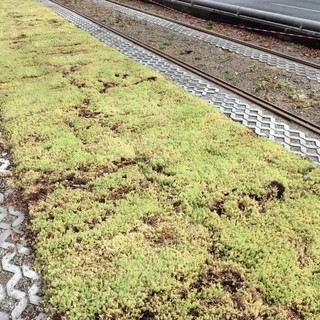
[0,0,320,319]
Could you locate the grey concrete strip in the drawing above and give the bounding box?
[38,0,320,164]
[94,0,320,83]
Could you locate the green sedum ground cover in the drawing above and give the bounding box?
[1,0,320,319]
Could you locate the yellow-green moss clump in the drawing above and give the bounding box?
[1,0,320,319]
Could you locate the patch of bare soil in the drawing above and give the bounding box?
[56,0,320,125]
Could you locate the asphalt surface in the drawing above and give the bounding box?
[209,0,320,22]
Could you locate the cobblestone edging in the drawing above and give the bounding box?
[38,0,320,164]
[95,0,320,83]
[0,145,45,319]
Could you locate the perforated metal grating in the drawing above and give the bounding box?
[94,0,320,83]
[39,0,320,164]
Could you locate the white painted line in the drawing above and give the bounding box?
[272,3,320,14]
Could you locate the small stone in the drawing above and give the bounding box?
[0,193,4,204]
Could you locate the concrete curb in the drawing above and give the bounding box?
[153,0,320,37]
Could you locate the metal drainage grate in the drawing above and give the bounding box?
[38,0,320,164]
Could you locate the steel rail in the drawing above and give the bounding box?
[51,0,320,136]
[105,0,320,70]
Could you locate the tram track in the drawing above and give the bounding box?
[39,0,320,164]
[48,0,320,135]
[105,0,320,71]
[98,0,320,84]
[52,0,320,121]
